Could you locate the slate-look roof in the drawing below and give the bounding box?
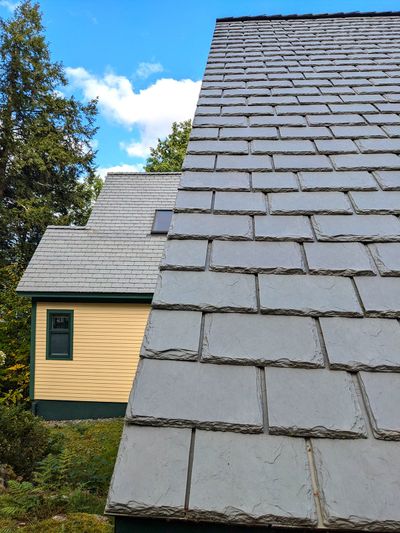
[107,14,400,531]
[17,173,180,294]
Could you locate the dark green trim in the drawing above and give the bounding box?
[29,302,37,399]
[46,309,74,360]
[114,517,332,533]
[32,400,127,420]
[18,292,153,303]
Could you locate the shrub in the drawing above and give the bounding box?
[0,406,51,479]
[66,488,105,515]
[35,419,123,494]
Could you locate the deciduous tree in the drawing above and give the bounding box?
[144,119,191,172]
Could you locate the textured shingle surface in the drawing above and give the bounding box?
[17,173,180,293]
[107,13,400,531]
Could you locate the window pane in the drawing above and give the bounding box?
[152,210,172,233]
[50,332,69,355]
[52,315,69,330]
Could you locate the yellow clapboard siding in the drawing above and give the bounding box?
[34,302,150,402]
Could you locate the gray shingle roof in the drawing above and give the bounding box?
[17,173,180,294]
[107,13,400,531]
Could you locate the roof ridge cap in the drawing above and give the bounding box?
[217,11,400,22]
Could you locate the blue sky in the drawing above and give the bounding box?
[1,0,400,175]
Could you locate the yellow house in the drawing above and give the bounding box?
[17,172,180,420]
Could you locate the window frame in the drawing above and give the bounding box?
[46,309,74,361]
[151,209,173,235]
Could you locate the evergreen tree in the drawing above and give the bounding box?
[144,119,191,173]
[0,0,100,267]
[0,1,101,404]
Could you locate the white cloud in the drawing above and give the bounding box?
[0,0,19,11]
[66,67,201,158]
[90,139,99,151]
[136,62,163,79]
[97,163,144,179]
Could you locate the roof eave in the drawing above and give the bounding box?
[17,291,154,303]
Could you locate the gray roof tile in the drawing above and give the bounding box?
[180,171,250,190]
[214,191,266,214]
[251,139,315,154]
[255,215,314,241]
[321,316,400,370]
[304,242,375,275]
[313,439,400,529]
[106,425,190,517]
[266,368,366,438]
[273,154,333,171]
[153,271,257,312]
[128,359,263,432]
[350,191,400,214]
[210,240,304,274]
[202,313,323,367]
[259,274,363,316]
[252,171,298,191]
[299,171,378,191]
[313,214,400,241]
[169,213,253,239]
[160,240,208,270]
[373,170,400,189]
[175,191,212,212]
[332,153,400,170]
[269,191,352,214]
[359,372,400,439]
[355,276,400,317]
[140,310,202,360]
[220,126,278,139]
[216,154,272,171]
[370,243,400,275]
[189,431,317,527]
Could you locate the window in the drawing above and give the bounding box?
[151,210,173,234]
[46,310,73,360]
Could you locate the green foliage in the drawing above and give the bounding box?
[0,419,120,530]
[0,264,31,405]
[35,419,123,493]
[0,405,51,478]
[145,119,191,172]
[0,481,105,521]
[28,513,112,533]
[0,480,41,518]
[0,0,100,267]
[0,513,113,533]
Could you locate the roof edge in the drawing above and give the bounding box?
[106,171,182,176]
[17,291,154,302]
[217,11,400,22]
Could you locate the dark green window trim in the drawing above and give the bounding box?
[29,302,37,399]
[46,309,74,360]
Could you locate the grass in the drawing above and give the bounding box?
[0,418,123,532]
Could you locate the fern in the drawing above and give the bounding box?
[0,480,41,518]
